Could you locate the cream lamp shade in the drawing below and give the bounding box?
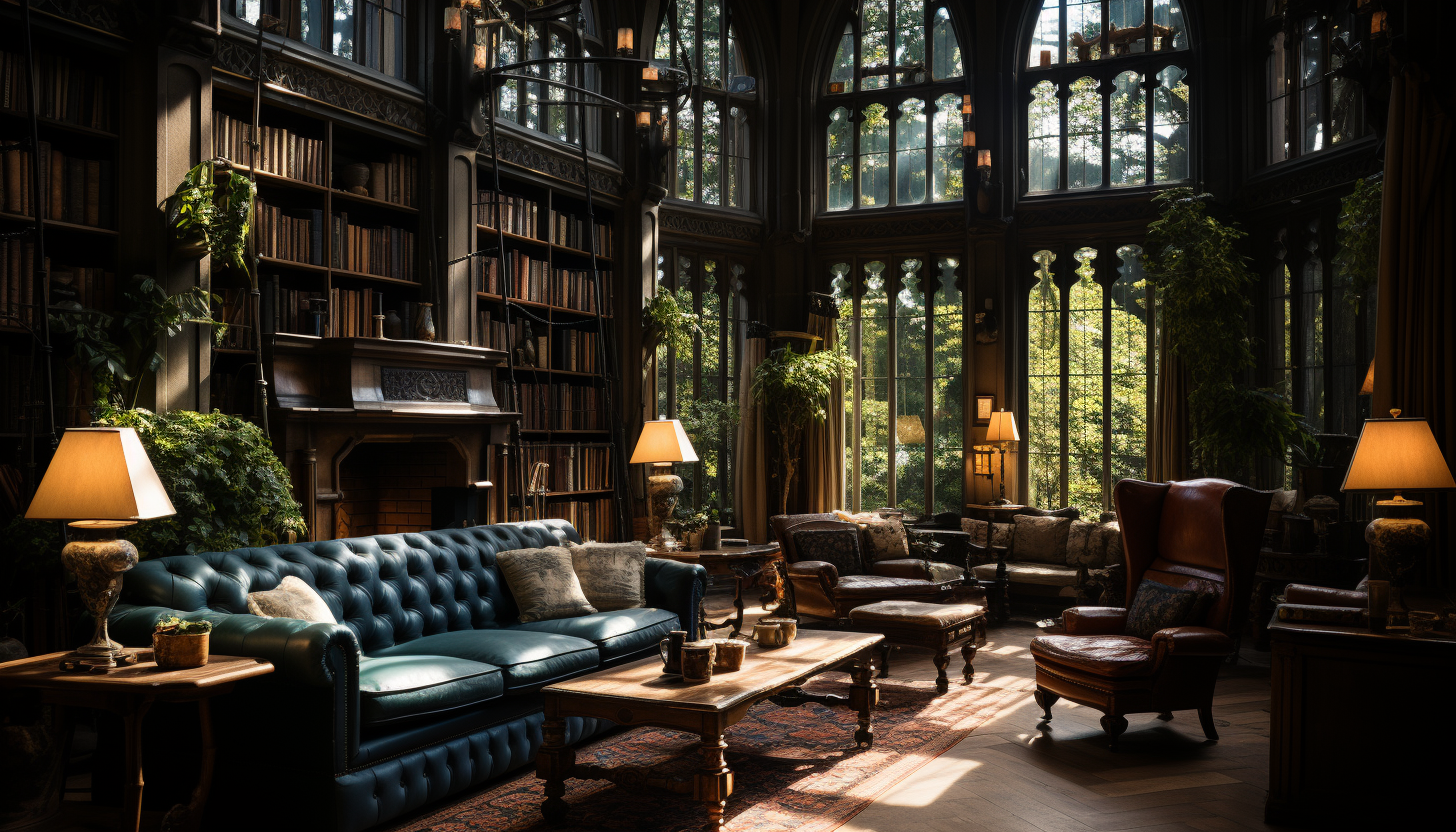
[25,428,176,523]
[985,409,1020,443]
[896,415,926,445]
[630,419,699,465]
[1341,413,1456,495]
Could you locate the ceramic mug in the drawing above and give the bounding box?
[1408,610,1438,638]
[710,638,748,671]
[659,630,688,674]
[759,617,797,644]
[753,621,787,648]
[681,641,717,683]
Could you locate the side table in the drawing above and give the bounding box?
[651,543,786,638]
[0,648,273,832]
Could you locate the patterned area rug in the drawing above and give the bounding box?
[388,673,1021,832]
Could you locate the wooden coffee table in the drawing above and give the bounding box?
[537,630,883,830]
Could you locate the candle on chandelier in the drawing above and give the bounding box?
[617,27,634,54]
[1370,10,1387,36]
[642,66,659,82]
[444,6,461,33]
[963,130,976,147]
[961,95,973,115]
[977,149,991,168]
[473,42,490,71]
[636,110,652,129]
[1040,49,1052,67]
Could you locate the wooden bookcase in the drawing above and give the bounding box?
[208,83,425,417]
[472,163,620,540]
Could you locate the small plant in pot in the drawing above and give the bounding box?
[152,616,213,669]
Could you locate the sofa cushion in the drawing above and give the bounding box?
[960,518,989,545]
[1030,635,1155,678]
[567,542,648,612]
[245,575,337,624]
[496,546,597,623]
[1065,520,1096,566]
[861,517,912,563]
[792,528,865,576]
[1013,516,1072,564]
[357,656,504,726]
[971,562,1081,587]
[990,522,1014,550]
[926,561,966,582]
[1124,579,1211,639]
[834,574,946,598]
[511,607,680,663]
[372,630,599,693]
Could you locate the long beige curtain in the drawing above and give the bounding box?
[800,309,845,513]
[733,336,770,542]
[1148,318,1189,483]
[1373,64,1455,588]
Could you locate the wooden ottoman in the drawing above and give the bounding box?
[847,601,988,694]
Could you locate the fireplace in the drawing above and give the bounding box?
[267,334,515,540]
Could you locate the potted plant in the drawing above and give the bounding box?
[152,616,213,669]
[641,287,701,368]
[665,506,711,551]
[751,343,856,514]
[1142,188,1315,481]
[161,160,255,271]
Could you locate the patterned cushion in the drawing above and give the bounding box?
[1012,515,1072,565]
[792,528,864,576]
[567,541,647,612]
[925,561,965,582]
[989,522,1015,550]
[246,575,337,624]
[960,518,990,546]
[1088,521,1125,567]
[860,517,912,563]
[1065,520,1097,566]
[1124,579,1209,639]
[496,546,597,623]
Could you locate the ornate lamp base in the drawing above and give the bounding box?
[647,467,682,550]
[1366,500,1430,630]
[59,525,139,669]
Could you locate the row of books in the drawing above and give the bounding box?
[552,329,602,374]
[332,213,416,281]
[257,202,324,266]
[1,241,114,324]
[1,140,113,227]
[547,209,612,257]
[516,443,613,493]
[470,255,612,314]
[214,289,257,351]
[476,190,540,239]
[330,286,390,338]
[0,348,28,432]
[473,308,530,352]
[259,278,424,339]
[0,50,115,131]
[260,282,327,336]
[509,382,606,431]
[353,153,417,208]
[214,111,326,185]
[507,498,614,541]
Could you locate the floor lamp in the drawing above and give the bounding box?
[986,409,1019,506]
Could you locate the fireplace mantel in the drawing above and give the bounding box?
[267,335,518,540]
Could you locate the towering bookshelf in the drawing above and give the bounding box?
[474,165,621,540]
[208,84,424,417]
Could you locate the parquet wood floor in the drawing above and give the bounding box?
[832,617,1276,832]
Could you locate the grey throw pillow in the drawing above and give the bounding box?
[247,575,337,624]
[1012,515,1072,564]
[567,541,647,611]
[497,546,597,623]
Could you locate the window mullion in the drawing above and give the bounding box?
[1101,248,1114,514]
[924,252,935,512]
[887,274,898,509]
[1058,253,1070,509]
[852,267,864,512]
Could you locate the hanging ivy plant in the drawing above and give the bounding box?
[641,287,700,369]
[161,161,255,275]
[1334,172,1382,312]
[1142,188,1316,480]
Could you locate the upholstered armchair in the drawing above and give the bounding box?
[1029,478,1273,749]
[772,514,982,621]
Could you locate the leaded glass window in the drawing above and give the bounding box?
[1262,2,1367,165]
[486,3,604,152]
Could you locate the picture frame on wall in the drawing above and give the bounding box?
[975,395,994,424]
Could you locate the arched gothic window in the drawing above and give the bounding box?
[1020,0,1193,195]
[1261,0,1367,165]
[653,1,754,208]
[487,1,604,151]
[821,1,967,211]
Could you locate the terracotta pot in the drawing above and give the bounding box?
[153,632,209,669]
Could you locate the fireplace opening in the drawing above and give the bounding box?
[334,441,478,538]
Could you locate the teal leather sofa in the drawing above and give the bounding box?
[108,520,705,832]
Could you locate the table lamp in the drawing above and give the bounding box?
[25,428,176,668]
[986,409,1019,505]
[1340,409,1455,627]
[630,419,697,549]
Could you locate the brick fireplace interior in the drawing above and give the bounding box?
[335,441,467,539]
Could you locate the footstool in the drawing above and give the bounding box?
[847,601,988,694]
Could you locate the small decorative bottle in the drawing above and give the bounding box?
[415,302,436,342]
[383,310,405,339]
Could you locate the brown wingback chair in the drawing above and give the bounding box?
[772,514,982,621]
[1029,478,1273,749]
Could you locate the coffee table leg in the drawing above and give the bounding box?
[962,641,977,685]
[932,648,950,694]
[537,717,573,823]
[695,732,732,831]
[849,658,878,748]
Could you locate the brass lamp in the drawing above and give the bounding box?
[630,419,698,549]
[26,428,176,668]
[985,409,1019,505]
[1341,410,1456,627]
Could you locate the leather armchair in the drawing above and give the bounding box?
[772,514,982,621]
[1030,478,1272,749]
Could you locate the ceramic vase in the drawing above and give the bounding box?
[383,310,405,339]
[415,302,436,342]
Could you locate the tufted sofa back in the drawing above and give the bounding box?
[119,520,581,654]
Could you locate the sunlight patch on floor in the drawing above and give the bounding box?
[876,758,983,807]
